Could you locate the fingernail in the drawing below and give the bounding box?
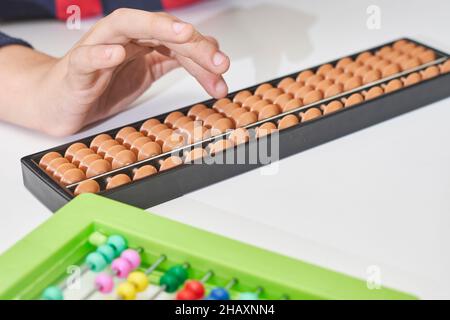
[215,80,227,96]
[104,47,114,59]
[213,52,225,66]
[173,22,186,34]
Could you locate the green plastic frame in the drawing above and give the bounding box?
[0,194,415,300]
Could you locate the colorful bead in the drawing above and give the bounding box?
[185,280,205,299]
[107,235,127,256]
[96,244,116,263]
[121,249,141,269]
[167,265,188,283]
[95,274,114,294]
[42,286,63,300]
[160,273,180,293]
[238,292,259,300]
[176,289,198,300]
[85,252,108,272]
[116,282,137,300]
[111,257,132,278]
[208,287,230,300]
[127,271,149,292]
[89,231,107,247]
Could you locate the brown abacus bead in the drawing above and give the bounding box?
[403,72,422,86]
[104,145,127,162]
[60,168,86,185]
[356,52,373,64]
[90,134,113,152]
[400,57,421,71]
[344,76,363,91]
[258,104,281,121]
[187,104,207,119]
[228,128,250,145]
[86,159,112,178]
[294,85,314,100]
[250,99,270,114]
[282,98,303,112]
[97,140,119,157]
[54,163,77,181]
[230,108,247,123]
[164,111,184,128]
[39,152,62,169]
[46,157,69,174]
[343,93,364,107]
[300,108,322,122]
[255,83,273,96]
[162,133,186,153]
[211,118,235,135]
[123,132,144,149]
[262,88,283,102]
[115,127,137,144]
[324,83,344,98]
[325,68,344,81]
[132,165,158,181]
[409,46,426,57]
[222,103,241,117]
[180,122,210,143]
[315,79,334,93]
[393,39,408,50]
[400,43,416,54]
[316,64,334,76]
[418,50,436,64]
[155,128,174,146]
[130,136,152,155]
[296,70,314,82]
[203,113,224,128]
[147,123,169,140]
[373,60,390,72]
[72,148,95,166]
[285,82,304,96]
[172,116,192,129]
[106,174,131,190]
[305,74,324,87]
[209,139,234,155]
[140,118,161,135]
[159,156,183,171]
[278,114,299,130]
[242,95,261,109]
[79,153,102,172]
[74,179,100,196]
[383,79,403,93]
[344,61,361,74]
[196,109,216,122]
[363,69,382,84]
[421,66,440,80]
[233,90,252,104]
[235,111,257,127]
[336,57,353,69]
[273,93,293,109]
[138,141,162,161]
[277,77,295,91]
[382,64,401,77]
[440,60,450,73]
[303,90,323,105]
[64,143,87,162]
[212,98,232,112]
[256,122,277,138]
[353,65,372,77]
[184,148,207,163]
[364,86,384,100]
[336,73,353,87]
[365,56,382,68]
[376,46,393,57]
[322,101,344,115]
[393,54,410,65]
[112,150,136,170]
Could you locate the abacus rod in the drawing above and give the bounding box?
[149,285,166,300]
[145,255,166,275]
[200,270,214,283]
[225,278,238,291]
[82,287,97,300]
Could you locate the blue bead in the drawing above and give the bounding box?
[96,244,115,263]
[85,252,108,272]
[107,235,127,257]
[210,287,230,300]
[42,286,63,300]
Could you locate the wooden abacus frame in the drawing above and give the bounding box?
[0,194,415,300]
[21,38,450,211]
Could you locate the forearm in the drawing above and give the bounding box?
[0,45,57,131]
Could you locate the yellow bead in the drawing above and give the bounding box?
[116,282,137,300]
[127,271,149,292]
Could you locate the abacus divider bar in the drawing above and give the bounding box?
[144,255,166,275]
[64,56,448,191]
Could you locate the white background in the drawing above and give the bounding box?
[1,0,449,299]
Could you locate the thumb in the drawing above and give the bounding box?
[66,44,126,89]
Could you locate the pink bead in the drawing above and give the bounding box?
[120,249,141,269]
[111,257,132,278]
[95,273,114,294]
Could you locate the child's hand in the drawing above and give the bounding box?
[0,9,230,136]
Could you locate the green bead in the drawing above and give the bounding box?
[85,252,108,272]
[42,286,63,300]
[107,235,127,257]
[160,273,180,293]
[238,292,259,300]
[96,244,115,263]
[167,265,188,283]
[88,231,107,247]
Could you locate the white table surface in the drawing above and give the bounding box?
[1,0,449,299]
